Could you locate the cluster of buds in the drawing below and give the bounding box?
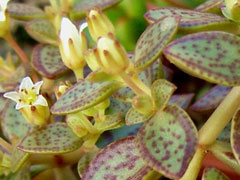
[54,80,72,99]
[4,77,50,126]
[0,0,10,37]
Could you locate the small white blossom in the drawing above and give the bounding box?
[3,76,48,110]
[0,0,10,21]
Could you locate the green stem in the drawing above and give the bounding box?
[42,77,55,92]
[198,86,240,146]
[73,67,84,80]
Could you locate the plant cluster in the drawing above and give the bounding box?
[0,0,240,179]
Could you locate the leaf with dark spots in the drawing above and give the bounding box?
[11,147,29,173]
[125,107,152,126]
[32,44,68,79]
[51,79,122,114]
[17,123,83,154]
[231,108,240,165]
[163,31,240,86]
[82,136,153,180]
[8,3,46,21]
[169,93,194,110]
[217,122,231,143]
[202,167,230,180]
[136,105,198,179]
[190,85,231,112]
[144,7,238,34]
[194,0,224,13]
[134,16,180,71]
[106,98,131,117]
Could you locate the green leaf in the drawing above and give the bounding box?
[231,108,240,164]
[145,8,238,34]
[96,113,123,131]
[151,79,176,110]
[217,122,231,143]
[0,95,8,114]
[25,19,57,45]
[163,31,240,86]
[8,3,46,21]
[8,165,30,180]
[208,141,240,174]
[17,123,83,154]
[11,148,29,173]
[134,16,180,71]
[82,136,153,180]
[71,0,122,19]
[125,108,152,126]
[1,100,33,141]
[169,93,194,110]
[51,80,122,115]
[194,0,224,13]
[191,85,231,112]
[202,167,230,180]
[136,105,198,179]
[32,44,68,79]
[105,98,131,117]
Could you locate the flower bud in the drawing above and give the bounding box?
[54,81,71,99]
[132,95,154,115]
[95,37,129,75]
[59,18,87,70]
[84,49,100,71]
[86,9,115,41]
[0,0,10,37]
[225,0,240,21]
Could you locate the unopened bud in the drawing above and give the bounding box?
[84,49,100,71]
[0,0,10,37]
[225,0,240,21]
[55,81,71,99]
[132,95,154,115]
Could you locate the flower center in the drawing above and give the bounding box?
[20,88,37,105]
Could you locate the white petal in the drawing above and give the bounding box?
[3,91,20,103]
[0,11,5,21]
[0,0,10,22]
[33,95,48,106]
[33,80,43,94]
[19,77,34,91]
[79,22,88,33]
[15,102,29,110]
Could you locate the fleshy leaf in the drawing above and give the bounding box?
[71,0,122,19]
[231,108,240,164]
[191,85,231,112]
[25,19,57,45]
[194,0,224,13]
[1,100,33,141]
[51,80,122,114]
[8,3,46,21]
[125,108,152,126]
[169,93,194,110]
[144,8,238,34]
[11,147,29,173]
[82,136,152,180]
[202,167,230,180]
[106,98,131,117]
[96,113,123,131]
[163,31,240,86]
[136,105,198,179]
[217,122,231,143]
[208,141,240,174]
[17,123,83,154]
[134,16,180,71]
[32,44,68,79]
[151,79,176,110]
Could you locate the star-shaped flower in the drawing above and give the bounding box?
[3,76,48,110]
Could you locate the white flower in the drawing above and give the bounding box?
[3,76,48,110]
[0,0,10,21]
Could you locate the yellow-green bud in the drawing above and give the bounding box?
[94,37,129,75]
[84,49,100,71]
[132,95,154,115]
[0,0,10,37]
[225,0,240,21]
[86,9,115,41]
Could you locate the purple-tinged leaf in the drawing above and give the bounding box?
[194,0,224,13]
[106,98,131,117]
[11,148,29,173]
[163,31,240,86]
[191,85,231,112]
[231,108,240,164]
[17,123,83,154]
[96,113,123,131]
[51,80,122,115]
[134,16,180,71]
[217,122,231,143]
[25,19,57,45]
[136,105,198,179]
[1,100,33,141]
[208,141,240,174]
[82,136,153,180]
[32,44,68,79]
[169,93,194,110]
[125,108,152,126]
[8,3,46,21]
[202,167,230,180]
[145,8,238,34]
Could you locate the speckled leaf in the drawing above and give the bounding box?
[136,105,198,179]
[194,0,223,13]
[25,19,57,45]
[11,148,29,173]
[82,136,152,180]
[145,8,238,34]
[106,98,131,117]
[134,16,180,71]
[9,165,30,180]
[217,122,231,143]
[1,100,33,141]
[51,80,122,114]
[169,93,194,110]
[231,108,240,164]
[72,0,122,19]
[151,79,177,110]
[202,167,230,180]
[32,44,68,79]
[191,85,231,112]
[163,31,240,86]
[96,113,123,131]
[17,123,83,154]
[8,3,46,21]
[208,141,240,174]
[125,108,152,126]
